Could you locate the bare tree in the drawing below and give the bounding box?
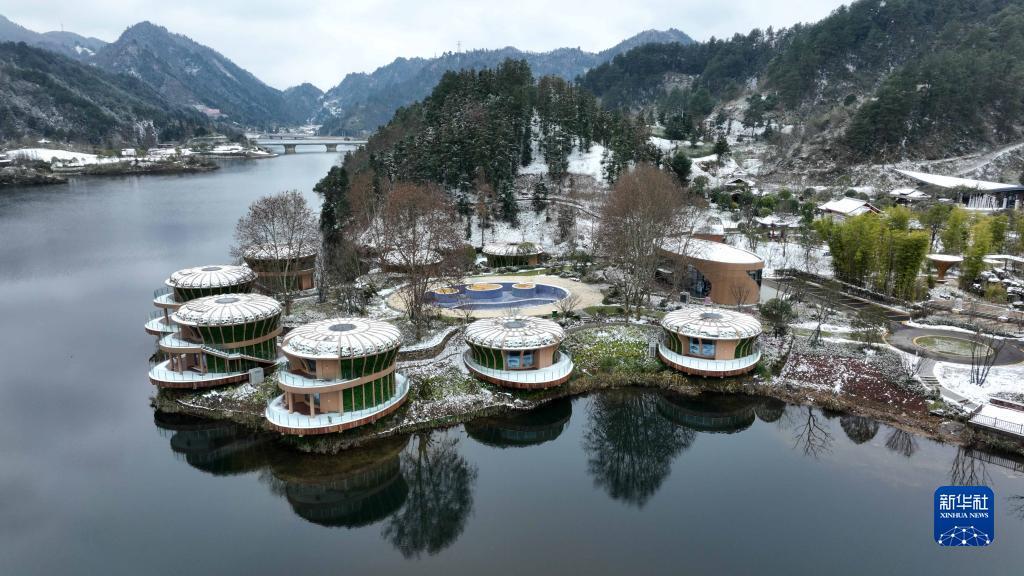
[970,327,1005,387]
[232,190,319,313]
[375,182,466,338]
[555,292,582,317]
[730,281,754,310]
[597,163,703,318]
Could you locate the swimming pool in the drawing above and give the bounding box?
[428,282,569,310]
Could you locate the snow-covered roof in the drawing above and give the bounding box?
[383,249,442,266]
[926,254,963,263]
[465,316,565,350]
[172,293,282,326]
[661,306,762,340]
[243,243,317,261]
[888,187,927,199]
[660,237,764,266]
[482,242,544,257]
[895,169,1024,193]
[283,317,402,360]
[754,215,800,227]
[818,198,880,216]
[166,265,257,290]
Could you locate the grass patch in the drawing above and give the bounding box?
[564,325,662,374]
[414,368,482,402]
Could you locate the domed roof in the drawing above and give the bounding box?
[172,293,282,326]
[465,316,565,350]
[283,318,402,359]
[660,237,763,266]
[166,265,257,289]
[661,305,762,340]
[243,243,318,261]
[482,242,544,257]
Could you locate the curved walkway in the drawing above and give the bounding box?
[887,324,1024,365]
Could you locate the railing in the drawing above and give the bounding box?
[148,360,245,382]
[159,332,201,351]
[657,343,761,373]
[276,370,361,389]
[264,374,409,430]
[970,414,1024,437]
[153,286,172,298]
[463,352,574,385]
[145,311,176,333]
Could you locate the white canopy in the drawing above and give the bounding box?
[662,306,762,340]
[283,317,402,359]
[465,316,565,350]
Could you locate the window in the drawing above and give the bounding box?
[521,351,534,368]
[689,339,715,357]
[507,353,521,369]
[685,265,712,298]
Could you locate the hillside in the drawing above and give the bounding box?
[581,0,1024,163]
[93,21,301,126]
[0,15,106,61]
[0,41,211,145]
[317,29,693,136]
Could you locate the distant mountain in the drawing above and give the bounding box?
[281,83,324,125]
[580,0,1024,162]
[0,41,210,146]
[93,21,301,126]
[317,28,693,135]
[0,15,106,61]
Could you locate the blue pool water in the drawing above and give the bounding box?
[429,282,569,310]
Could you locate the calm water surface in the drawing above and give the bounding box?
[0,152,1022,575]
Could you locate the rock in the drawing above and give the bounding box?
[0,165,67,187]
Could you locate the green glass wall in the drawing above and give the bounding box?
[341,372,398,412]
[196,315,281,345]
[337,347,400,379]
[174,282,254,302]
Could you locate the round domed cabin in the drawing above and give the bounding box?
[482,242,544,267]
[463,316,573,389]
[145,265,257,336]
[658,237,764,306]
[149,293,282,389]
[265,318,409,435]
[657,306,762,377]
[243,244,317,292]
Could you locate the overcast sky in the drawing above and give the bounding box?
[4,0,852,90]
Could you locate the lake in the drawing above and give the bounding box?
[0,151,1021,574]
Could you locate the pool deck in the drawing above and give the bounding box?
[387,274,606,319]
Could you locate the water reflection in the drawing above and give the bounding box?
[465,398,572,448]
[382,433,478,558]
[582,391,695,507]
[264,436,410,528]
[839,415,880,445]
[754,397,786,423]
[949,447,991,487]
[154,411,477,556]
[884,429,918,458]
[657,393,759,434]
[789,406,834,458]
[154,412,272,476]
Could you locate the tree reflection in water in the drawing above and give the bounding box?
[582,391,695,508]
[948,447,991,487]
[840,415,880,445]
[790,406,833,458]
[884,429,918,458]
[382,433,478,558]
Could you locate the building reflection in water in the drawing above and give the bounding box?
[154,411,477,556]
[656,392,761,434]
[265,435,411,528]
[154,411,273,476]
[465,398,572,449]
[839,415,880,445]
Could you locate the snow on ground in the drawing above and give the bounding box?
[791,320,853,333]
[649,136,677,153]
[903,321,983,336]
[9,148,108,164]
[519,143,608,183]
[934,362,1024,405]
[736,237,833,277]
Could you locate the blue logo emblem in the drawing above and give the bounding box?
[934,486,994,547]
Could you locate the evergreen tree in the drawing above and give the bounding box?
[668,151,692,186]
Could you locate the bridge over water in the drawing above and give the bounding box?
[250,134,367,154]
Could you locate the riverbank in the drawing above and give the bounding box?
[150,322,1017,459]
[0,165,68,187]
